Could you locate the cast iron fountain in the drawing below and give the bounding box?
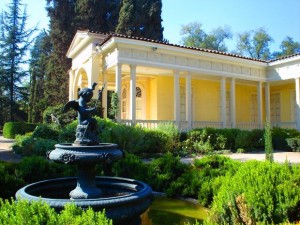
[16,83,153,224]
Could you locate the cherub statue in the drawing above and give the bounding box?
[64,82,104,146]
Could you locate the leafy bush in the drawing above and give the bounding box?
[208,161,300,224]
[0,199,112,225]
[58,120,77,143]
[286,137,300,152]
[112,152,147,181]
[272,127,300,150]
[182,128,227,154]
[43,104,77,126]
[32,124,60,140]
[13,135,58,156]
[181,155,240,207]
[146,152,190,196]
[0,161,24,199]
[3,122,38,138]
[17,156,76,184]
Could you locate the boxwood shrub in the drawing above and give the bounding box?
[3,122,38,139]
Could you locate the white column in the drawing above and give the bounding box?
[220,77,226,128]
[68,69,75,100]
[174,71,180,127]
[130,65,136,125]
[295,78,300,130]
[115,64,122,121]
[230,78,236,128]
[186,73,192,129]
[265,82,271,123]
[257,81,263,129]
[102,72,108,118]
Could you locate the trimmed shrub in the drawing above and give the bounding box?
[32,124,60,140]
[0,199,112,225]
[208,161,300,224]
[13,135,58,156]
[3,122,38,138]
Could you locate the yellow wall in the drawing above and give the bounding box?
[235,84,256,122]
[156,76,174,120]
[192,79,220,121]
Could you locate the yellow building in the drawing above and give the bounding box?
[67,30,300,130]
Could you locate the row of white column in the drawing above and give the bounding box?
[114,64,137,123]
[173,74,297,130]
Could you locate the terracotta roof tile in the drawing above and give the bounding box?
[84,30,299,63]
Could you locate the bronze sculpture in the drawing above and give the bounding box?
[63,82,104,145]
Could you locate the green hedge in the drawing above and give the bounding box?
[208,160,300,224]
[3,122,38,139]
[0,199,112,225]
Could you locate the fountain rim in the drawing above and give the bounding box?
[16,176,152,206]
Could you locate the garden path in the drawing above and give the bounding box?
[0,135,21,162]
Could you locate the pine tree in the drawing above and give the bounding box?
[0,0,37,122]
[116,0,163,40]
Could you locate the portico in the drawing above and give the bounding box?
[67,30,300,131]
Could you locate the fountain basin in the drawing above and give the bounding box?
[16,176,153,224]
[48,143,123,164]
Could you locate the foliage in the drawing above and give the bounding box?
[13,134,58,156]
[271,127,299,150]
[58,120,77,143]
[28,31,52,123]
[180,22,232,52]
[235,27,273,60]
[0,199,112,225]
[112,152,147,181]
[272,36,300,58]
[32,124,60,140]
[116,0,164,41]
[0,0,37,122]
[208,161,300,224]
[265,120,274,162]
[182,128,227,154]
[182,155,241,207]
[43,104,77,126]
[286,137,300,152]
[108,91,119,119]
[146,152,190,196]
[156,122,180,152]
[0,161,24,199]
[3,122,38,138]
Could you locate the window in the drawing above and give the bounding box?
[136,86,143,119]
[270,92,281,123]
[122,88,127,119]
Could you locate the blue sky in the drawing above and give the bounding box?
[1,0,300,52]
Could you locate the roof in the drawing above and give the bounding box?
[78,30,300,64]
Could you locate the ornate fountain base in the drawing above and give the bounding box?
[16,142,153,224]
[16,176,153,224]
[47,143,123,199]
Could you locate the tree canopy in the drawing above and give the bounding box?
[0,0,37,122]
[180,22,232,52]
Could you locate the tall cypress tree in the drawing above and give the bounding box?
[45,0,76,106]
[74,0,120,33]
[28,31,52,123]
[0,0,37,122]
[116,0,163,40]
